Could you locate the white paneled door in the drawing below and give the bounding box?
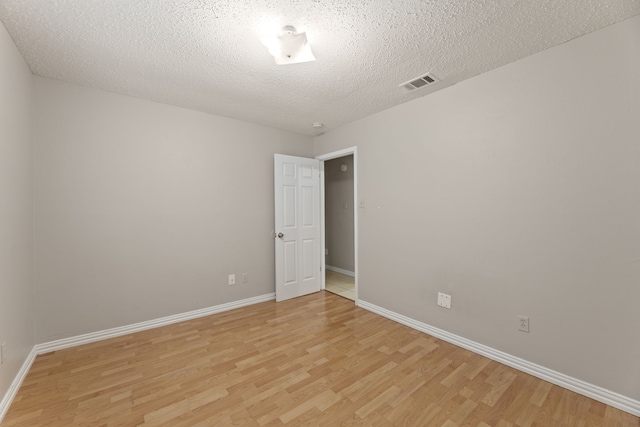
[274,154,321,302]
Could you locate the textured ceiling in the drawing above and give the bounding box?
[1,1,639,135]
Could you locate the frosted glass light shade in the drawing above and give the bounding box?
[262,28,316,65]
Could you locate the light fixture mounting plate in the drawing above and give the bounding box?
[280,26,297,35]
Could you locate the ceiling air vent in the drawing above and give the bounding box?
[400,73,439,91]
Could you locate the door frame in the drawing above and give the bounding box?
[316,146,358,303]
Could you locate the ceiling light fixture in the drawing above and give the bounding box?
[261,26,316,65]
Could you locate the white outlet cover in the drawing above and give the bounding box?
[437,292,452,309]
[518,315,530,333]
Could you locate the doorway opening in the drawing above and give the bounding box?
[317,147,358,302]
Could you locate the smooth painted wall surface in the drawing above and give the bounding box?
[34,77,313,342]
[324,155,354,272]
[0,22,34,398]
[314,15,640,401]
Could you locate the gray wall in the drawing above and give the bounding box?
[34,77,313,342]
[0,22,34,398]
[324,155,354,273]
[314,15,640,401]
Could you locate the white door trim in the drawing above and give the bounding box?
[316,147,358,303]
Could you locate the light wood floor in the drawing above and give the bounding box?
[325,270,355,301]
[3,292,638,426]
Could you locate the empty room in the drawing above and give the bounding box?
[1,1,639,425]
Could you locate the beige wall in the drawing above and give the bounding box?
[0,22,34,399]
[314,15,640,400]
[324,155,354,272]
[34,77,313,342]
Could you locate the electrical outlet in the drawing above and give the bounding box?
[242,273,248,284]
[1,341,6,364]
[228,274,236,285]
[518,316,530,333]
[325,248,329,255]
[437,292,452,309]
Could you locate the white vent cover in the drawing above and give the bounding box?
[400,73,439,91]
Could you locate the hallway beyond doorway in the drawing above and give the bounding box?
[325,270,355,301]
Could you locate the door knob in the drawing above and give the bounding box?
[277,232,284,238]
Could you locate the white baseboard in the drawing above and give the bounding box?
[325,265,355,277]
[36,293,275,354]
[358,299,640,417]
[0,293,275,423]
[0,346,38,422]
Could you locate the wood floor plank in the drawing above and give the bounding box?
[2,291,638,426]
